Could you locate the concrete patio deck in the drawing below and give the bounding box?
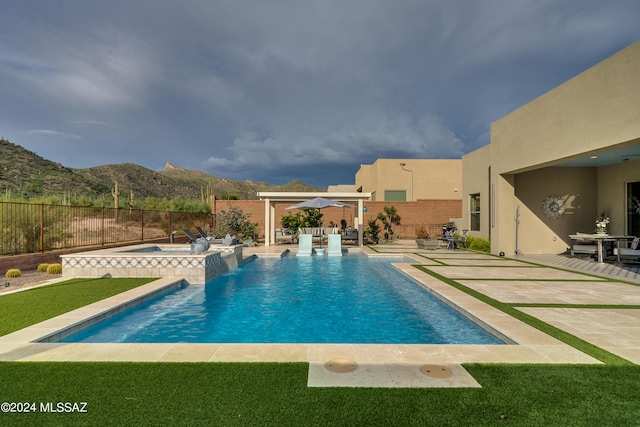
[1,240,638,387]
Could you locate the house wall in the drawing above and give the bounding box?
[461,145,491,238]
[355,159,462,201]
[513,167,597,254]
[463,41,640,255]
[491,42,640,176]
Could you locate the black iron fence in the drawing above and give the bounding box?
[0,201,214,256]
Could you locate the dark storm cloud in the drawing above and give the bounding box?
[1,0,638,187]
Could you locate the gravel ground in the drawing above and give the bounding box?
[1,270,63,294]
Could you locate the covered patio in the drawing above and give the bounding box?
[257,192,372,247]
[462,41,640,258]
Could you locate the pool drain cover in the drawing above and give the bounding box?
[324,358,358,373]
[420,364,453,378]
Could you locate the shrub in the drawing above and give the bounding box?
[365,218,381,244]
[47,263,62,274]
[280,212,304,232]
[5,269,22,278]
[466,236,491,252]
[214,205,258,240]
[415,225,429,239]
[37,263,50,273]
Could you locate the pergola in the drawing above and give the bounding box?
[257,192,372,246]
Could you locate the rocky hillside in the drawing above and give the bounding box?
[0,138,322,201]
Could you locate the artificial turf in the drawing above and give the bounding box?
[0,278,155,336]
[1,272,638,425]
[1,362,639,426]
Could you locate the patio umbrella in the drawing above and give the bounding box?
[285,197,352,210]
[285,197,352,247]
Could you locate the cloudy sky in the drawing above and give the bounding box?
[1,1,638,188]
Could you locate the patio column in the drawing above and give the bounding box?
[357,199,364,247]
[264,198,271,246]
[270,201,276,247]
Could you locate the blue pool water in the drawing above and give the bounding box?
[60,254,505,344]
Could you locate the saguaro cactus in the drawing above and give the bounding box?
[128,190,136,214]
[112,181,120,220]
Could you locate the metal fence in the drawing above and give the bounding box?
[0,201,214,256]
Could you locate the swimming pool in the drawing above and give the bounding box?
[60,254,505,344]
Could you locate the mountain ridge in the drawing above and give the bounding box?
[0,138,323,201]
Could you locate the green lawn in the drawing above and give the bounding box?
[1,277,639,425]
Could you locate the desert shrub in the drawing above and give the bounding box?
[214,205,258,240]
[415,224,429,239]
[37,263,50,273]
[47,263,62,274]
[466,236,491,252]
[301,209,323,227]
[365,218,381,243]
[5,269,22,278]
[280,212,304,232]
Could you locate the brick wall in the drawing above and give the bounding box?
[360,200,462,239]
[1,199,461,273]
[218,199,461,240]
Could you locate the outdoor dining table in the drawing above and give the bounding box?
[569,234,636,263]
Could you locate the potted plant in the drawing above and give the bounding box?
[415,224,438,249]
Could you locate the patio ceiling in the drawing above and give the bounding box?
[553,141,640,168]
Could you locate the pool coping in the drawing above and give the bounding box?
[0,248,601,366]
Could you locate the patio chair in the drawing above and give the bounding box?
[447,229,468,249]
[275,228,295,245]
[614,237,640,262]
[569,233,598,257]
[341,228,359,243]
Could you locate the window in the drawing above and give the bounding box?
[384,190,406,202]
[470,194,480,231]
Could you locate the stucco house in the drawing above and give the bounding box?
[461,41,640,255]
[354,158,462,202]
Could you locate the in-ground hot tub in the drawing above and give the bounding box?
[61,244,243,284]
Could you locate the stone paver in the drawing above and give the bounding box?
[3,242,639,389]
[519,308,640,364]
[458,280,640,305]
[428,265,605,281]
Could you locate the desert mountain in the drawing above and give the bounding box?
[0,138,322,201]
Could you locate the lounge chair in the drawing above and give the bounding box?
[327,234,343,256]
[195,226,208,238]
[297,234,312,256]
[183,229,199,243]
